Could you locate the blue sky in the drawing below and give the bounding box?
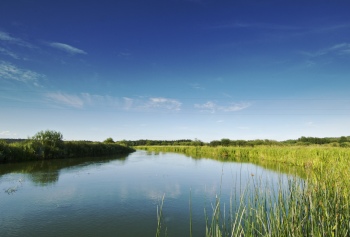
[1,0,350,142]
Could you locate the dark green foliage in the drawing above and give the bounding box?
[0,130,135,163]
[339,136,348,143]
[118,135,350,147]
[0,141,11,162]
[220,138,231,147]
[63,141,134,158]
[103,137,115,143]
[30,130,64,159]
[116,139,194,146]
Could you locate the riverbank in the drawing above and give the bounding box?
[0,140,135,163]
[139,145,350,236]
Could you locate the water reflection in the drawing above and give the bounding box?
[146,150,308,179]
[0,155,127,186]
[0,150,303,237]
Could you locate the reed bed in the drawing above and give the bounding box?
[201,176,350,236]
[147,146,350,236]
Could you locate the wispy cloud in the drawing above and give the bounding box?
[0,47,20,59]
[45,92,84,108]
[302,43,350,58]
[81,93,121,108]
[190,83,205,90]
[121,97,134,110]
[328,43,350,55]
[44,92,182,112]
[211,22,301,31]
[144,97,182,111]
[194,101,251,113]
[194,101,216,113]
[212,22,350,34]
[0,30,34,48]
[312,23,350,34]
[48,42,87,55]
[0,31,19,41]
[118,51,131,57]
[0,61,43,86]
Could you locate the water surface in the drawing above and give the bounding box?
[0,150,299,236]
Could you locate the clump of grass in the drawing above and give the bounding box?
[155,174,350,236]
[203,175,350,236]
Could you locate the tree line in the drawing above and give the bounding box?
[115,136,350,147]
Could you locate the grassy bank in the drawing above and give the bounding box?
[138,145,350,190]
[139,146,350,236]
[137,145,349,175]
[0,140,135,163]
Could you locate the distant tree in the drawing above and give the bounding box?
[192,139,203,146]
[339,136,348,143]
[116,139,130,146]
[209,140,221,147]
[221,138,231,147]
[104,137,115,143]
[236,140,248,147]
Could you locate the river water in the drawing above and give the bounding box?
[0,150,298,237]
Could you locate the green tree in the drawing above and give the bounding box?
[221,138,231,147]
[31,130,63,159]
[192,138,203,146]
[104,137,115,143]
[339,136,348,143]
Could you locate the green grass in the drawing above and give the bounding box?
[0,140,135,162]
[202,176,350,236]
[147,145,350,236]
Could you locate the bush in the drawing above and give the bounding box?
[0,141,10,162]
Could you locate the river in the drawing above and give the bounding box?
[0,150,299,237]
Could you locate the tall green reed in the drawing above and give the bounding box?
[147,146,350,236]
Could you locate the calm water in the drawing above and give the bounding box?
[0,150,298,237]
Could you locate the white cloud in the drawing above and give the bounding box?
[194,101,216,113]
[45,92,84,108]
[0,47,20,59]
[330,43,350,55]
[123,97,134,110]
[118,52,131,57]
[303,42,350,57]
[49,42,87,55]
[0,30,34,48]
[0,61,43,86]
[44,93,181,112]
[221,102,251,112]
[194,101,251,113]
[0,31,20,42]
[145,97,182,111]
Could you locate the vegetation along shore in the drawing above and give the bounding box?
[135,141,350,236]
[0,130,135,163]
